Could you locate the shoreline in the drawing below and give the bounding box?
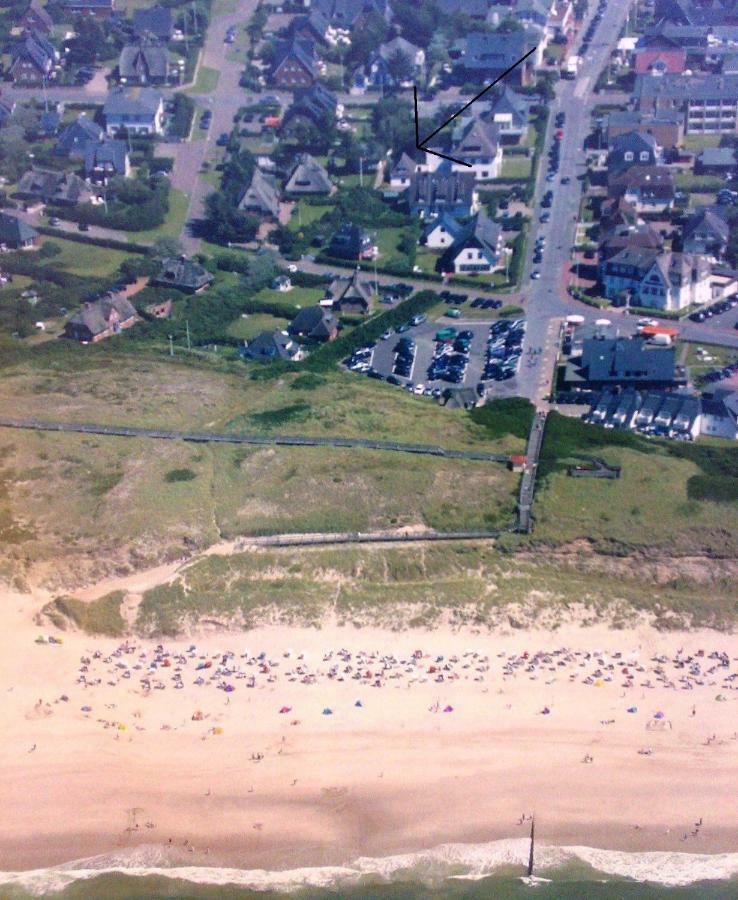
[2,592,738,876]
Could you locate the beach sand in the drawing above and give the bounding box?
[1,584,737,874]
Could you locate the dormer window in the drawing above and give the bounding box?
[624,151,634,161]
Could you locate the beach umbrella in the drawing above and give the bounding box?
[654,711,664,719]
[117,723,127,731]
[354,700,363,708]
[322,708,333,715]
[212,726,223,735]
[443,705,454,713]
[224,684,235,693]
[279,706,292,714]
[627,706,638,714]
[81,706,92,712]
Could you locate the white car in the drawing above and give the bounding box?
[287,264,297,273]
[531,271,541,280]
[413,383,425,395]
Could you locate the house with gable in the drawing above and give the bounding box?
[451,31,537,86]
[243,330,304,362]
[288,305,338,341]
[20,1,53,35]
[281,83,339,133]
[422,212,465,250]
[324,268,373,314]
[284,153,333,195]
[151,256,214,293]
[8,31,58,85]
[682,207,729,259]
[64,294,137,343]
[608,165,676,213]
[270,39,319,89]
[103,87,164,136]
[237,167,280,219]
[366,36,425,90]
[84,139,130,184]
[441,211,504,275]
[389,152,419,189]
[601,246,712,310]
[607,131,662,176]
[0,213,39,249]
[446,118,503,181]
[118,42,170,85]
[409,169,479,219]
[488,86,532,141]
[55,113,104,159]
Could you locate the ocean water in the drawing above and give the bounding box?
[3,841,738,899]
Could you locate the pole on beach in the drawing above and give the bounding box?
[527,816,535,878]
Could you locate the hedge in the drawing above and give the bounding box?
[35,226,150,254]
[170,93,196,139]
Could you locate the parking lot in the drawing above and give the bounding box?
[344,315,528,400]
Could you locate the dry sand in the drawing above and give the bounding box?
[1,584,737,873]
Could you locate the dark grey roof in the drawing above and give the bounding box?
[288,305,337,339]
[284,153,332,194]
[0,212,37,244]
[84,139,128,176]
[238,167,280,217]
[378,36,421,61]
[409,169,477,213]
[698,146,738,167]
[452,118,500,160]
[132,4,173,40]
[581,335,676,383]
[488,86,530,126]
[457,210,501,254]
[244,329,300,361]
[635,72,738,102]
[683,206,730,242]
[55,114,103,156]
[119,43,168,81]
[455,30,531,72]
[312,0,385,27]
[284,82,337,124]
[16,167,89,204]
[24,1,53,30]
[272,39,319,79]
[10,31,55,73]
[390,151,417,180]
[103,86,163,119]
[152,256,214,290]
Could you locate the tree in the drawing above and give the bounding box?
[242,251,278,291]
[372,97,416,155]
[496,16,524,33]
[67,16,107,64]
[427,32,450,69]
[391,0,439,48]
[345,10,388,69]
[150,236,182,259]
[202,193,259,245]
[0,128,29,183]
[386,50,414,87]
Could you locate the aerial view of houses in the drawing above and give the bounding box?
[0,0,737,891]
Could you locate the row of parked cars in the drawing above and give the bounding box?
[482,319,525,382]
[688,295,738,322]
[700,361,738,384]
[427,328,474,384]
[392,336,416,379]
[580,0,607,55]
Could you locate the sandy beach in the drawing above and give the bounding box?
[1,582,738,876]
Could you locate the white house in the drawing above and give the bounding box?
[700,390,738,440]
[423,213,465,249]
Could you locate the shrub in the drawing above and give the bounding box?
[164,468,197,483]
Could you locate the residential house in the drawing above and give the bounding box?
[8,32,57,85]
[0,213,39,249]
[290,10,332,47]
[598,222,664,269]
[324,269,373,314]
[608,165,676,213]
[607,131,662,176]
[606,109,683,151]
[63,0,115,17]
[237,167,280,219]
[151,256,214,293]
[446,118,502,181]
[695,146,738,174]
[452,31,536,86]
[243,329,304,361]
[366,36,425,90]
[389,151,418,189]
[682,207,729,258]
[287,305,338,341]
[408,169,479,219]
[132,4,173,42]
[83,139,130,184]
[569,334,677,387]
[20,1,53,35]
[441,211,504,275]
[422,212,465,250]
[64,295,138,343]
[327,222,375,259]
[701,389,738,440]
[270,40,319,89]
[312,0,387,30]
[37,106,60,136]
[634,73,738,135]
[488,86,532,141]
[281,83,339,132]
[633,33,687,74]
[284,153,332,195]
[118,43,169,85]
[103,87,164,136]
[653,0,738,27]
[16,168,91,206]
[55,113,103,159]
[602,246,712,311]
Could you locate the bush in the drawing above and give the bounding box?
[688,474,738,503]
[164,468,197,483]
[169,93,195,139]
[469,398,535,441]
[34,226,149,254]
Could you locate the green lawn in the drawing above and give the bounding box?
[186,65,220,94]
[682,134,723,152]
[226,312,290,340]
[289,199,331,231]
[251,285,325,312]
[133,189,189,241]
[40,237,131,278]
[685,342,738,384]
[500,155,532,179]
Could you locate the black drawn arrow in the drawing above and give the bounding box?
[414,45,538,166]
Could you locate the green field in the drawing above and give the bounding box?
[225,312,290,340]
[250,285,325,313]
[187,65,220,94]
[500,155,533,179]
[133,189,189,242]
[40,237,131,278]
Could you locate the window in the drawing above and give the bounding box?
[624,151,634,161]
[639,151,649,161]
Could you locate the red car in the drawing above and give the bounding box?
[554,129,564,141]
